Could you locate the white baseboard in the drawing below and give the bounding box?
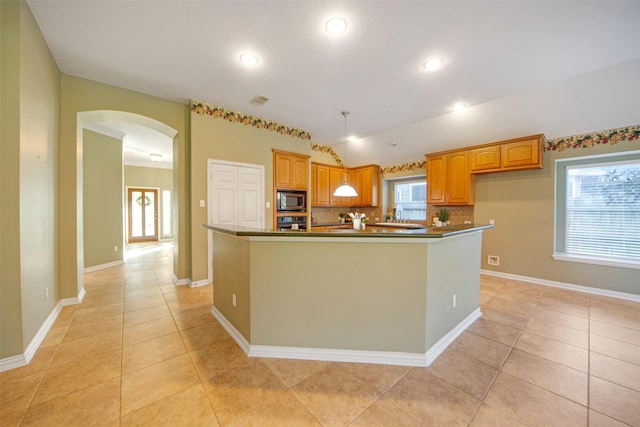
[171,274,190,286]
[211,306,481,367]
[210,306,250,354]
[83,260,124,273]
[424,308,482,366]
[481,270,640,302]
[0,294,82,373]
[190,279,210,288]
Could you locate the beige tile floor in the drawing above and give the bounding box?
[1,243,639,426]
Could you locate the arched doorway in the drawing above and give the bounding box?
[76,111,178,285]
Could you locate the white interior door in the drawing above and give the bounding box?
[237,167,262,228]
[207,160,264,283]
[210,164,238,226]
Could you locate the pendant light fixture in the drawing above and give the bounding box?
[333,111,358,197]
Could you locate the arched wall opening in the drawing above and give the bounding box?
[75,110,179,293]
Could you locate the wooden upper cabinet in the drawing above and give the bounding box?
[426,155,446,204]
[273,150,309,190]
[313,164,330,206]
[501,135,543,170]
[310,163,318,205]
[347,169,362,206]
[446,151,474,205]
[312,163,379,207]
[359,165,380,207]
[426,152,474,206]
[328,166,346,206]
[470,134,544,174]
[470,145,501,172]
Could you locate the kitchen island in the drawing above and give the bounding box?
[203,223,492,366]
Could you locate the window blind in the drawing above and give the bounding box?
[565,161,640,261]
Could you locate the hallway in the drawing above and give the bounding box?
[1,244,639,426]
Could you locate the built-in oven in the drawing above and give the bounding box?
[276,216,307,230]
[276,190,306,212]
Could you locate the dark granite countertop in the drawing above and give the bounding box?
[202,223,493,238]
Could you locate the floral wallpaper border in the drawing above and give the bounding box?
[190,100,311,140]
[381,161,426,175]
[543,125,640,152]
[310,144,344,167]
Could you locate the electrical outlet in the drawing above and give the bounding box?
[232,293,237,307]
[266,201,271,209]
[489,219,495,225]
[200,199,205,207]
[114,245,118,252]
[45,287,49,300]
[452,294,457,308]
[488,255,500,266]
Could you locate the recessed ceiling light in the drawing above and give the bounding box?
[450,103,467,111]
[239,53,259,66]
[423,57,444,71]
[325,17,347,34]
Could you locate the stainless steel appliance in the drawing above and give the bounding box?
[276,216,307,230]
[276,190,306,212]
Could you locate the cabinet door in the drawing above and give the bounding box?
[359,166,379,207]
[274,152,293,189]
[446,151,473,205]
[310,163,318,206]
[426,155,446,204]
[329,167,345,206]
[470,145,501,173]
[317,165,330,206]
[501,137,542,169]
[293,157,308,189]
[348,169,362,206]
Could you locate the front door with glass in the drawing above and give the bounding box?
[128,188,158,242]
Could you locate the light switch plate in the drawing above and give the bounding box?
[199,200,205,207]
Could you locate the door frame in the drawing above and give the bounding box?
[206,159,265,285]
[126,186,161,243]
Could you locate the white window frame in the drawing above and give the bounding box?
[391,176,427,220]
[553,150,640,270]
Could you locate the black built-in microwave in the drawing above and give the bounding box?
[276,190,306,212]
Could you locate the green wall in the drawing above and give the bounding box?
[190,112,312,282]
[83,130,123,268]
[124,165,174,239]
[476,139,640,294]
[0,0,60,358]
[59,76,190,299]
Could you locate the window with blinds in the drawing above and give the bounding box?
[555,152,640,269]
[393,179,427,220]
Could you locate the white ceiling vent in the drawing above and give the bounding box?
[250,95,270,105]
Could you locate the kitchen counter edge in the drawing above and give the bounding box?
[201,223,493,238]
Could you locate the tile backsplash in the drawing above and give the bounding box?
[312,205,474,225]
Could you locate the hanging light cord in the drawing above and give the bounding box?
[342,110,349,183]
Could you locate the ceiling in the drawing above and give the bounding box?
[27,0,640,168]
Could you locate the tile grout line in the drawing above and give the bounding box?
[118,264,127,424]
[468,282,541,426]
[587,293,591,427]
